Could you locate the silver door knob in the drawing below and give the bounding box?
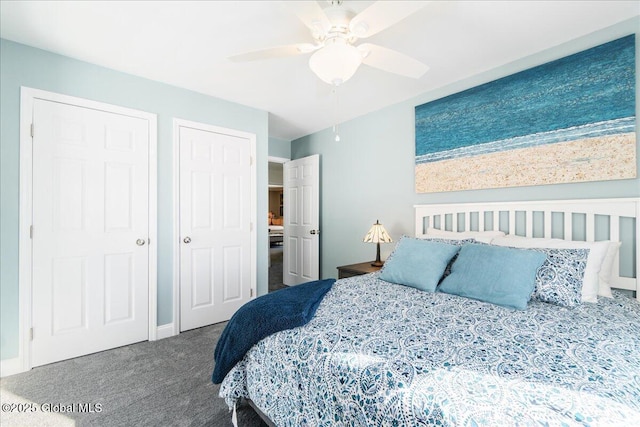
[136,239,146,246]
[183,236,191,244]
[310,230,319,235]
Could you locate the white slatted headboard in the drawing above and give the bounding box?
[414,198,639,297]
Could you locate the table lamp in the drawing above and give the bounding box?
[363,220,393,267]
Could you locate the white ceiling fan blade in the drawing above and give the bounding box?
[359,43,429,78]
[228,43,317,62]
[282,1,331,36]
[349,1,430,39]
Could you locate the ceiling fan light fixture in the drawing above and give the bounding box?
[308,38,362,86]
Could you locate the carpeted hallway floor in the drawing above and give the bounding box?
[268,245,286,292]
[0,248,287,426]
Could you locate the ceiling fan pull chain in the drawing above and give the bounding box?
[333,86,341,142]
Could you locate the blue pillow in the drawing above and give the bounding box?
[379,236,460,292]
[438,244,547,310]
[420,237,475,281]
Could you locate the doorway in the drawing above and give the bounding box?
[268,159,286,292]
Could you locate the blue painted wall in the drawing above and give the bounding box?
[0,39,270,361]
[292,19,640,280]
[268,136,291,159]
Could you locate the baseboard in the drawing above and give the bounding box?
[1,356,26,378]
[156,323,177,340]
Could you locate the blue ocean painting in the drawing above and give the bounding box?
[415,35,636,193]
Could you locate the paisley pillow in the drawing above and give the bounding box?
[529,247,590,308]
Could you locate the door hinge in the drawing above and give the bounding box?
[249,156,253,166]
[250,289,254,297]
[30,225,33,239]
[30,328,34,341]
[30,123,34,138]
[250,222,253,232]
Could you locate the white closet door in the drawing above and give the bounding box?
[179,124,253,331]
[283,154,320,285]
[31,98,150,367]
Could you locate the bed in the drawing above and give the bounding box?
[269,214,284,246]
[269,224,284,246]
[218,198,640,426]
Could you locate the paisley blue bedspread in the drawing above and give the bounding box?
[220,273,640,426]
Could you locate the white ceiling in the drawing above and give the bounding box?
[1,1,638,140]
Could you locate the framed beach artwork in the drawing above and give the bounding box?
[415,35,636,193]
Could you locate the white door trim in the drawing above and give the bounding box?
[18,87,158,374]
[172,118,257,335]
[268,156,290,163]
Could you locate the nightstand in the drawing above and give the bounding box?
[337,261,382,279]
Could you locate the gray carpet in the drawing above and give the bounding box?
[0,323,266,427]
[268,245,286,292]
[0,249,287,426]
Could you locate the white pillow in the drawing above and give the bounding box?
[426,229,505,244]
[490,236,610,303]
[598,241,621,298]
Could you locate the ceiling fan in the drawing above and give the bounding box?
[229,1,430,86]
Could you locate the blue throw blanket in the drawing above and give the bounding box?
[212,279,335,384]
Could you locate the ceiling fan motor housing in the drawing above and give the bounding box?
[322,4,356,38]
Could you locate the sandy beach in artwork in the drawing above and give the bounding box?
[415,133,637,193]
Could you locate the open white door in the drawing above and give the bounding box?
[283,155,320,285]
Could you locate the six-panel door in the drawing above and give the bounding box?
[31,99,150,367]
[178,125,252,331]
